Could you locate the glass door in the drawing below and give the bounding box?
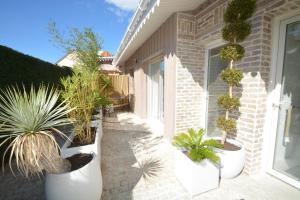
[271,15,300,187]
[147,60,164,121]
[206,45,228,136]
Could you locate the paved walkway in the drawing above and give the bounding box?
[101,112,300,200]
[1,112,299,200]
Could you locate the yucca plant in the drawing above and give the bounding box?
[173,128,223,163]
[0,85,72,177]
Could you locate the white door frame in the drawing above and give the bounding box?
[203,39,227,133]
[264,10,300,189]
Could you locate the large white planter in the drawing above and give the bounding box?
[45,153,102,200]
[215,138,245,179]
[46,120,103,200]
[174,149,219,196]
[61,120,102,159]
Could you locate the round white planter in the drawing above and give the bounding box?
[45,153,102,200]
[214,138,245,179]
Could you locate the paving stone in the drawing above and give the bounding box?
[101,112,300,200]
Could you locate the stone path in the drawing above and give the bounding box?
[1,113,299,200]
[101,112,300,200]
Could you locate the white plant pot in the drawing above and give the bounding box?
[214,138,245,179]
[45,153,102,200]
[61,120,102,160]
[174,149,219,196]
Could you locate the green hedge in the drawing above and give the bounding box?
[0,45,72,91]
[0,45,72,165]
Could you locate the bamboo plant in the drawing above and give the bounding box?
[217,0,256,145]
[60,69,100,144]
[49,22,112,144]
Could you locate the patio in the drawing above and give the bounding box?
[101,112,300,200]
[0,112,299,199]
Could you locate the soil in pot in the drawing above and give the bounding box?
[68,127,96,148]
[67,153,93,171]
[216,140,241,151]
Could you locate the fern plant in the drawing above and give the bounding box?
[173,128,222,163]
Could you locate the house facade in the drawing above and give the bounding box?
[56,51,120,74]
[113,0,300,188]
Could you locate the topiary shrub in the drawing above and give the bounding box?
[217,0,256,144]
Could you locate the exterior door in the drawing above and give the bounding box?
[269,15,300,188]
[147,60,164,121]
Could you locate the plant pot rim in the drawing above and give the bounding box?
[210,137,244,152]
[62,120,101,150]
[174,148,215,165]
[46,153,96,176]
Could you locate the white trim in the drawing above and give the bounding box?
[203,40,227,133]
[263,10,300,189]
[113,0,206,66]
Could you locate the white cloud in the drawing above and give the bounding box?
[105,0,139,11]
[108,7,129,22]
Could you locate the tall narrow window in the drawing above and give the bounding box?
[206,46,228,136]
[148,60,164,121]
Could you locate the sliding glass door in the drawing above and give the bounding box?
[147,60,164,121]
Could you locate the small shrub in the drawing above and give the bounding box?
[220,44,245,61]
[217,94,240,111]
[217,117,236,133]
[220,68,243,87]
[173,128,222,163]
[222,21,251,43]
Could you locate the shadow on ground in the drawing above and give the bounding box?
[101,115,164,200]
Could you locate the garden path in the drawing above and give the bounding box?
[101,112,300,200]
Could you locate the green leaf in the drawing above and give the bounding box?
[217,94,240,111]
[173,128,220,163]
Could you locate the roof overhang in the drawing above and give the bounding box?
[113,0,205,66]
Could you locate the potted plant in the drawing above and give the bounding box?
[173,128,222,196]
[0,86,102,200]
[216,0,256,178]
[49,24,107,160]
[60,69,103,160]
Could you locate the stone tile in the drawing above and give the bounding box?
[101,112,300,200]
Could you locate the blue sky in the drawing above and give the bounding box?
[0,0,139,63]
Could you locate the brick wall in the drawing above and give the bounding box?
[175,13,205,132]
[175,0,300,174]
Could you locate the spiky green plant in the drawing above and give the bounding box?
[0,85,73,177]
[173,128,222,163]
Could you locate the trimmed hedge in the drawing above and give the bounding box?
[0,45,72,90]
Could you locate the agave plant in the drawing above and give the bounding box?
[0,85,73,177]
[173,128,223,163]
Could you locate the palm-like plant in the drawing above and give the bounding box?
[0,85,73,177]
[173,128,222,163]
